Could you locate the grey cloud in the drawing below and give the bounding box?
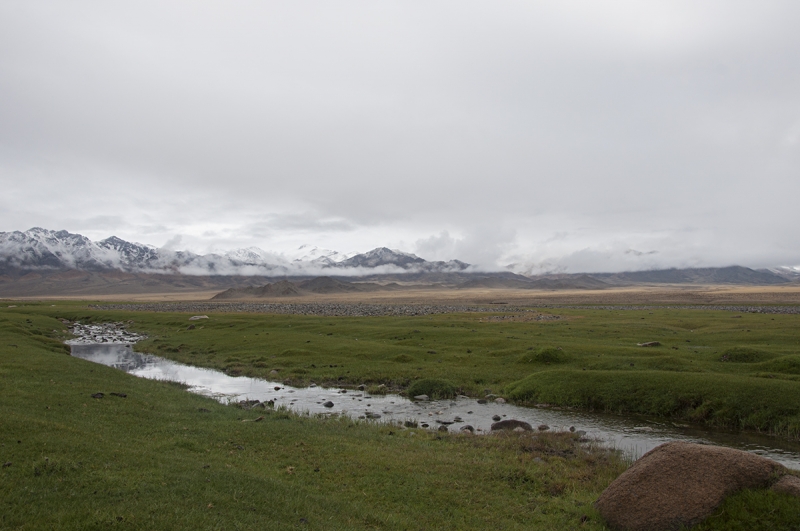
[1,1,799,271]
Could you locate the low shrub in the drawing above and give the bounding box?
[518,347,567,364]
[406,378,457,399]
[756,355,800,375]
[720,347,775,363]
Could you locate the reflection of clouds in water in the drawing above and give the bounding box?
[70,343,800,469]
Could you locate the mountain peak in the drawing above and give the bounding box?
[0,228,470,276]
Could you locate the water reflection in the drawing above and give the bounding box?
[71,343,800,469]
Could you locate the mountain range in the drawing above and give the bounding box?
[0,228,796,298]
[0,228,469,276]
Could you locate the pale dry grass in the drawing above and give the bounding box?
[9,284,800,305]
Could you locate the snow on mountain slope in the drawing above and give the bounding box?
[0,228,470,276]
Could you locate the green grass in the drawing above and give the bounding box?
[406,378,457,399]
[9,302,800,436]
[27,301,800,437]
[691,489,800,531]
[1,305,628,529]
[3,302,800,529]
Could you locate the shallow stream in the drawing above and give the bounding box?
[71,342,800,469]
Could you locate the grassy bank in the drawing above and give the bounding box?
[8,302,800,437]
[1,306,628,529]
[28,301,800,436]
[3,303,800,529]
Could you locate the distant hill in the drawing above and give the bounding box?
[457,273,608,290]
[594,266,790,285]
[212,277,397,299]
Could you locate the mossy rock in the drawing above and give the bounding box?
[720,348,775,363]
[518,347,568,364]
[406,378,457,399]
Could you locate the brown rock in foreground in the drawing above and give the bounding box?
[771,474,800,497]
[595,441,785,531]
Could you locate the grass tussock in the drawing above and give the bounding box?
[406,378,457,399]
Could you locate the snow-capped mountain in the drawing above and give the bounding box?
[290,245,355,267]
[0,228,470,276]
[767,266,800,280]
[338,247,468,272]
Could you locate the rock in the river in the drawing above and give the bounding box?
[438,425,449,432]
[537,424,550,431]
[322,401,334,408]
[494,397,506,404]
[595,441,786,531]
[491,419,533,431]
[477,399,488,404]
[771,475,800,498]
[413,394,429,401]
[492,415,502,421]
[460,425,475,433]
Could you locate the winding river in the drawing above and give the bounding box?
[71,342,800,469]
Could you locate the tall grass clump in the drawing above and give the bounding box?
[406,378,457,399]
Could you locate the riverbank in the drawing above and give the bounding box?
[4,303,800,529]
[1,307,625,530]
[53,302,800,439]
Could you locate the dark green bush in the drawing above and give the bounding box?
[720,347,775,363]
[757,355,800,375]
[406,378,457,399]
[518,347,567,364]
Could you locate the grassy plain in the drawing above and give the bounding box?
[3,296,800,529]
[45,301,800,438]
[1,304,626,530]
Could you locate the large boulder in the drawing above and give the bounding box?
[595,441,785,531]
[771,474,800,497]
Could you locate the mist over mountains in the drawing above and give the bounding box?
[1,228,798,297]
[0,228,470,277]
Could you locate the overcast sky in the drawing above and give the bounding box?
[1,1,799,273]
